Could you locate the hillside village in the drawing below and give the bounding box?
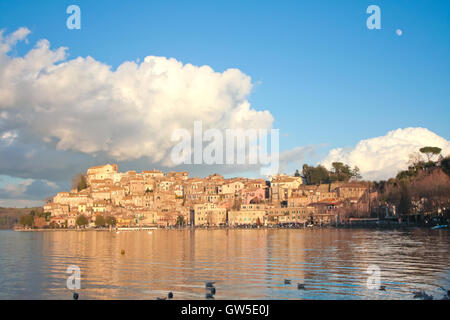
[40,164,374,229]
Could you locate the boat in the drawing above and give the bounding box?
[431,225,448,230]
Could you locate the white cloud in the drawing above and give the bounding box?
[0,27,30,54]
[0,27,273,167]
[0,175,61,204]
[279,145,315,172]
[321,127,450,180]
[1,130,17,146]
[2,178,33,197]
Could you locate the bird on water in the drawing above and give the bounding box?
[413,290,433,300]
[205,281,216,298]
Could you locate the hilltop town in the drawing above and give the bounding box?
[37,163,374,229]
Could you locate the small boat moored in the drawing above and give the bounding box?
[431,225,448,230]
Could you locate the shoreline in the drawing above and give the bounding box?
[12,224,445,232]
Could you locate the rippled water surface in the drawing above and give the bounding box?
[0,228,448,299]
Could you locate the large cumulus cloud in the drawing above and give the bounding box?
[321,127,450,181]
[0,27,273,168]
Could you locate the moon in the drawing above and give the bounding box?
[396,29,403,36]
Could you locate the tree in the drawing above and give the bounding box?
[19,214,34,227]
[441,156,450,177]
[76,215,89,227]
[351,166,362,181]
[408,152,424,167]
[95,215,106,227]
[105,215,117,226]
[72,173,88,191]
[330,162,352,182]
[40,211,51,221]
[419,146,442,162]
[302,164,330,185]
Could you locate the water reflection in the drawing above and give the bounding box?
[0,228,448,299]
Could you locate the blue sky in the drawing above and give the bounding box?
[0,0,449,206]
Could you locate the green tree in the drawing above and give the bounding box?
[398,185,411,215]
[72,173,88,191]
[396,170,412,180]
[331,162,352,182]
[76,215,89,227]
[19,214,34,227]
[441,156,450,176]
[419,146,442,162]
[105,215,117,226]
[302,164,330,185]
[95,215,106,227]
[351,166,362,181]
[40,211,51,221]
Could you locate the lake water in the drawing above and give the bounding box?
[0,228,448,300]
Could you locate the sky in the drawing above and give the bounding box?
[0,0,449,207]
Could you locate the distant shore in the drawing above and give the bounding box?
[12,223,446,232]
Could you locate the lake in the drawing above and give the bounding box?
[0,228,448,299]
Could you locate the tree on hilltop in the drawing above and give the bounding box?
[330,162,352,182]
[419,146,442,162]
[71,173,87,191]
[302,164,329,185]
[351,166,362,181]
[441,156,450,176]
